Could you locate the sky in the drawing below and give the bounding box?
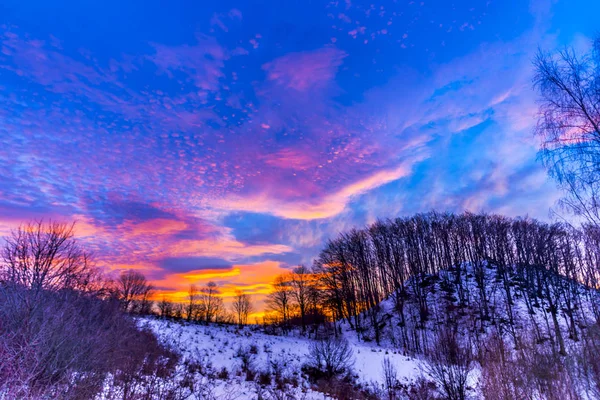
[1,0,599,309]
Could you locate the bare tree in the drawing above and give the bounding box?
[158,296,173,318]
[199,281,223,323]
[266,274,293,328]
[115,270,153,313]
[186,284,199,322]
[1,220,94,295]
[290,265,312,333]
[0,221,183,398]
[423,327,473,400]
[382,357,400,400]
[232,290,254,326]
[173,302,184,319]
[534,37,600,226]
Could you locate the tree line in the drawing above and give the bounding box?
[263,212,600,398]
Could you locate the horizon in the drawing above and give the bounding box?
[1,0,599,311]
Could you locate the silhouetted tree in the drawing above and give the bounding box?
[158,296,173,318]
[232,289,253,326]
[199,281,223,323]
[115,269,153,313]
[267,275,293,328]
[290,265,312,333]
[186,284,199,322]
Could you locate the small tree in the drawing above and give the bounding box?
[115,270,153,313]
[199,281,224,323]
[290,265,312,333]
[158,296,173,318]
[187,284,199,322]
[266,274,292,328]
[382,357,399,400]
[173,302,184,319]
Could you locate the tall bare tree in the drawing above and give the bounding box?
[534,37,600,226]
[232,289,254,326]
[290,265,312,333]
[186,284,199,321]
[199,281,223,323]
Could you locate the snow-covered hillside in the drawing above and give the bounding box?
[352,261,598,352]
[130,261,600,399]
[140,318,422,399]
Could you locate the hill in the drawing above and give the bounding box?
[139,259,600,399]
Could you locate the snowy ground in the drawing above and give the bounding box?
[140,318,422,399]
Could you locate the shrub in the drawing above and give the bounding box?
[236,345,256,374]
[304,336,354,381]
[258,370,272,386]
[382,357,400,400]
[217,367,229,380]
[0,221,179,399]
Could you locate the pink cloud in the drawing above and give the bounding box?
[122,218,188,236]
[214,156,424,220]
[261,148,318,170]
[262,47,346,91]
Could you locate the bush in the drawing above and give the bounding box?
[236,345,256,374]
[258,370,272,386]
[304,336,354,381]
[402,377,438,400]
[0,284,179,399]
[217,367,229,380]
[312,376,380,400]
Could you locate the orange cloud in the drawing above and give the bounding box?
[169,237,292,259]
[181,267,242,281]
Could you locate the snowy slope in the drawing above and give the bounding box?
[140,318,422,399]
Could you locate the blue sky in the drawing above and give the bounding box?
[0,0,598,301]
